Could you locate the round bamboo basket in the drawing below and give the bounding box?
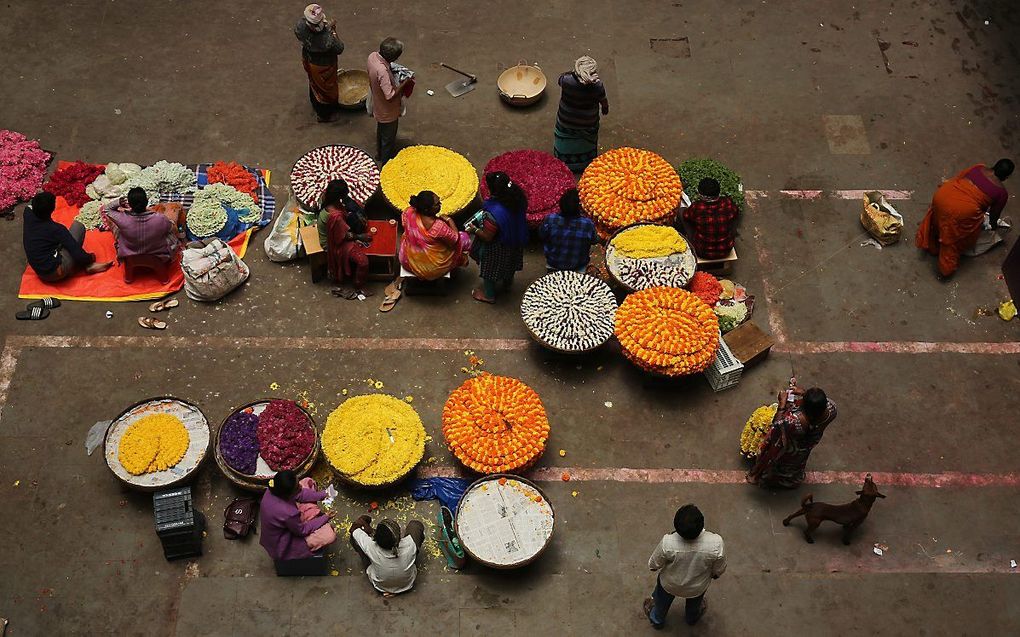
[213,399,319,492]
[104,396,210,492]
[455,474,555,569]
[605,221,697,293]
[337,68,370,110]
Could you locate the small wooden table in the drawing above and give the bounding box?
[364,219,399,281]
[697,247,738,274]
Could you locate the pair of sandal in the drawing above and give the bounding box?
[330,286,373,301]
[15,297,60,320]
[138,297,179,330]
[379,278,403,313]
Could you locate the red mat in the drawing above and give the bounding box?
[19,197,251,302]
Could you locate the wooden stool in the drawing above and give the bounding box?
[123,254,172,284]
[364,219,399,281]
[299,224,327,283]
[723,321,774,367]
[400,266,452,296]
[696,248,738,274]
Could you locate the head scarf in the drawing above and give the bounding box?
[574,56,599,84]
[303,4,325,25]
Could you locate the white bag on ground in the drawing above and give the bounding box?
[264,194,302,262]
[181,238,250,302]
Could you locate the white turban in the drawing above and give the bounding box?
[574,56,599,84]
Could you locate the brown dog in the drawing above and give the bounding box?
[782,473,886,544]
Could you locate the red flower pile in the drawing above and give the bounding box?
[255,399,315,471]
[44,161,105,207]
[480,150,576,227]
[689,271,722,307]
[207,161,259,205]
[1,130,51,210]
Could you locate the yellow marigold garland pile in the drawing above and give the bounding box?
[322,394,426,486]
[380,145,478,216]
[740,403,778,459]
[614,287,720,376]
[579,148,683,237]
[442,374,550,474]
[117,413,190,475]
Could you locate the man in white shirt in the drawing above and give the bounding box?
[350,515,424,595]
[644,504,726,628]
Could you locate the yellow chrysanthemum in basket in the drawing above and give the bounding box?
[322,394,426,486]
[739,403,778,459]
[118,413,190,475]
[380,145,478,216]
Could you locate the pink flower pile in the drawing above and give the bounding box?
[44,161,105,207]
[0,130,51,211]
[481,150,576,227]
[255,399,316,471]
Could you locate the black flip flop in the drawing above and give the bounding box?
[16,305,50,320]
[28,297,61,310]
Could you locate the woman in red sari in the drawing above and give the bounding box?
[747,384,837,489]
[399,191,471,280]
[320,180,372,297]
[916,159,1013,277]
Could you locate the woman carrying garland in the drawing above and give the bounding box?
[468,172,529,304]
[317,179,372,298]
[399,190,472,280]
[746,382,837,489]
[553,56,610,172]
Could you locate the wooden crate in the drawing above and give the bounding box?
[298,224,327,283]
[724,321,774,367]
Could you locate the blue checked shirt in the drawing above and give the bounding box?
[539,214,598,271]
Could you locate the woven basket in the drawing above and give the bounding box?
[213,399,320,492]
[455,474,555,569]
[104,396,211,492]
[605,222,697,293]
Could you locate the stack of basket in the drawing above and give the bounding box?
[153,486,205,561]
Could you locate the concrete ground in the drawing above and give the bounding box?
[1,0,1019,635]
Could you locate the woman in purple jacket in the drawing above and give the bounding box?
[259,470,333,561]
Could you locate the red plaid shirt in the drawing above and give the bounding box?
[682,196,739,259]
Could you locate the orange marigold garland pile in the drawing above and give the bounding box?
[207,161,259,205]
[442,374,550,474]
[614,287,720,376]
[688,271,722,306]
[578,147,683,238]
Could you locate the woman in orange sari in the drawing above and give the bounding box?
[399,191,472,280]
[916,159,1013,277]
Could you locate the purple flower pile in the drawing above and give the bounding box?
[220,411,260,475]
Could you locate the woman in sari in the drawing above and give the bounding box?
[915,159,1013,277]
[747,384,837,489]
[469,172,529,304]
[553,56,610,172]
[259,470,336,562]
[399,191,472,280]
[319,179,372,297]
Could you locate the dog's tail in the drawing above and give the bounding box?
[801,493,814,508]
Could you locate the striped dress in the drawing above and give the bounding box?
[553,73,607,172]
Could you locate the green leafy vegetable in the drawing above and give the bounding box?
[676,158,745,211]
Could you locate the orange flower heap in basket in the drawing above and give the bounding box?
[614,287,720,376]
[579,148,683,237]
[442,374,550,474]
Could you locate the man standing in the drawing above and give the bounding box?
[681,178,740,259]
[644,504,726,629]
[367,37,412,163]
[294,3,344,122]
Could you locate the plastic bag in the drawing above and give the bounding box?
[860,192,903,245]
[410,477,471,514]
[264,193,302,262]
[182,238,250,301]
